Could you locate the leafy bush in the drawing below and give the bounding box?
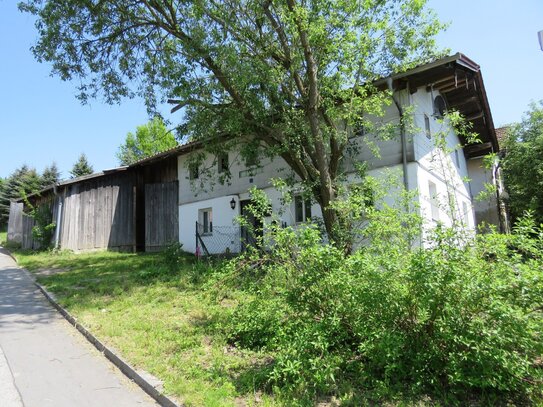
[162,241,185,271]
[30,204,56,249]
[225,213,543,404]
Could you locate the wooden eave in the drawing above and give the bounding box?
[376,53,498,158]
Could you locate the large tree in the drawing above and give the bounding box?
[117,117,178,165]
[70,153,94,178]
[502,101,543,226]
[20,0,444,250]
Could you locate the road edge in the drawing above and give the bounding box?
[2,247,182,407]
[34,281,183,407]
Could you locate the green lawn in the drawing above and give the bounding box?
[0,228,6,246]
[14,250,277,407]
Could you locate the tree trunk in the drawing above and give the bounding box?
[316,181,353,255]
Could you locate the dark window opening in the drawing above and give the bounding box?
[424,114,431,139]
[189,164,199,180]
[218,153,229,173]
[295,195,312,223]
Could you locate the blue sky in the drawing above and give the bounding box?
[0,0,542,179]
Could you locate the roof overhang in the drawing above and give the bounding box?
[17,167,130,203]
[376,53,498,158]
[127,140,203,167]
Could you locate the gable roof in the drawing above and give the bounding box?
[21,53,497,203]
[377,52,498,158]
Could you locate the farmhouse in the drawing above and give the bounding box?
[8,53,506,253]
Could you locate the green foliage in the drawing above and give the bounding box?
[23,193,56,250]
[70,153,94,178]
[0,227,6,246]
[225,211,543,404]
[15,250,276,406]
[502,101,543,225]
[20,0,446,251]
[0,165,43,227]
[41,162,61,188]
[161,241,186,272]
[116,117,178,166]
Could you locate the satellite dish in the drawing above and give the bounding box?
[539,30,543,51]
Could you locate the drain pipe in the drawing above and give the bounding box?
[493,151,511,233]
[53,183,63,249]
[387,78,409,191]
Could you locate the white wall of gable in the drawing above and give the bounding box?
[467,157,500,228]
[178,151,290,205]
[416,164,475,230]
[409,87,473,228]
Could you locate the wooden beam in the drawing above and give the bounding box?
[465,112,484,121]
[464,142,492,154]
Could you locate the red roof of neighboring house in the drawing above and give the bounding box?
[495,126,509,147]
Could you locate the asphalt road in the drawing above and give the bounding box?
[0,248,158,407]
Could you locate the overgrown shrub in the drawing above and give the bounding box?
[225,211,543,404]
[162,241,185,271]
[29,203,56,249]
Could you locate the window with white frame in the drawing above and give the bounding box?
[199,208,213,234]
[294,195,312,223]
[428,181,439,221]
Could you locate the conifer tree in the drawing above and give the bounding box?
[70,154,94,178]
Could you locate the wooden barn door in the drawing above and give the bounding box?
[144,181,179,251]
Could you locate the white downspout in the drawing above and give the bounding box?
[53,184,63,249]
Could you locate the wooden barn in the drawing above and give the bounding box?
[14,151,179,252]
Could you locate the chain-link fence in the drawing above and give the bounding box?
[196,222,242,256]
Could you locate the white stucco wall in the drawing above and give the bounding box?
[416,164,474,230]
[177,86,492,253]
[409,88,475,231]
[178,151,290,205]
[467,157,500,228]
[178,186,324,254]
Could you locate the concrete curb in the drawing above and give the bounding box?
[27,276,182,407]
[0,247,18,263]
[2,248,182,407]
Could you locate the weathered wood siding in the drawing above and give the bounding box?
[59,173,136,252]
[144,181,179,251]
[133,156,179,251]
[7,202,23,244]
[16,157,179,253]
[21,197,58,250]
[21,213,36,250]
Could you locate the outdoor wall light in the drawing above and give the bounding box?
[230,197,236,210]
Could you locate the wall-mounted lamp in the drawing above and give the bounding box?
[230,197,236,210]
